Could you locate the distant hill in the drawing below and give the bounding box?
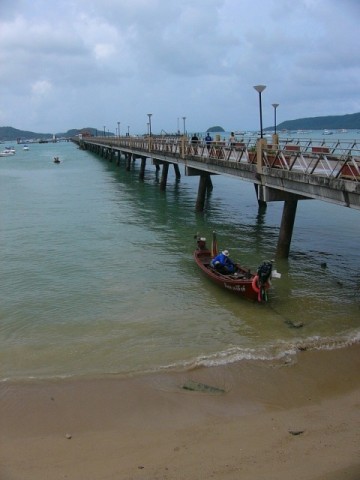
[0,126,52,142]
[0,126,99,141]
[266,112,360,131]
[207,126,225,132]
[61,128,98,138]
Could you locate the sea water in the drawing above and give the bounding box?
[1,135,359,381]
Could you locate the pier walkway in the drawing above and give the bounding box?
[76,135,360,208]
[73,134,360,257]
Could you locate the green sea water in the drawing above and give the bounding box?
[1,137,359,381]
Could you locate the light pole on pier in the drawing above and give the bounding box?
[117,121,120,138]
[147,114,152,137]
[182,116,186,136]
[272,103,279,134]
[127,125,130,136]
[253,85,266,138]
[103,126,106,137]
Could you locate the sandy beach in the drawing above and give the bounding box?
[1,344,359,480]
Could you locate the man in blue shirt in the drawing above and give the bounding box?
[205,132,212,149]
[210,250,236,274]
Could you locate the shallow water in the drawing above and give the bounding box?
[1,136,359,381]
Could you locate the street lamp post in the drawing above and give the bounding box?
[127,125,130,136]
[147,114,152,137]
[117,121,120,138]
[272,103,279,134]
[103,126,106,137]
[253,85,266,138]
[182,116,186,136]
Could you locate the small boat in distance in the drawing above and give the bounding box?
[23,145,29,151]
[53,156,61,163]
[194,233,277,302]
[0,147,16,157]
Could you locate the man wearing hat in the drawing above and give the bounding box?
[210,249,236,274]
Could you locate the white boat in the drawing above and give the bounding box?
[23,145,29,151]
[323,129,333,135]
[0,147,16,156]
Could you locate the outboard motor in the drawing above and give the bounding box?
[257,261,273,286]
[257,262,272,302]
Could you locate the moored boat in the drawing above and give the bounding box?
[53,156,60,163]
[0,147,16,157]
[194,233,275,302]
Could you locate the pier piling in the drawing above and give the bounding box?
[160,163,169,191]
[139,157,146,180]
[196,174,209,212]
[276,200,298,258]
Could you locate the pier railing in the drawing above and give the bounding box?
[84,135,360,182]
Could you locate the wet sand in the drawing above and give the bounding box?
[1,344,360,480]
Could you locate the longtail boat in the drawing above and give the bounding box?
[194,232,274,302]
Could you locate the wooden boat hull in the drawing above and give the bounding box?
[194,249,260,302]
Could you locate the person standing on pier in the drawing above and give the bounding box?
[205,132,212,149]
[228,132,237,145]
[191,133,199,144]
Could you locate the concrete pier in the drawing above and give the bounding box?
[74,135,360,258]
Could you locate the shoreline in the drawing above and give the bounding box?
[1,344,360,479]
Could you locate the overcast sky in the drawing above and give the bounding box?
[1,0,359,135]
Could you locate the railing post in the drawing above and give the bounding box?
[181,135,186,159]
[272,133,279,147]
[256,138,267,173]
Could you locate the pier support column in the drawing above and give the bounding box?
[139,157,146,180]
[173,164,181,180]
[276,200,298,258]
[254,184,267,210]
[126,153,132,171]
[195,174,208,212]
[160,163,169,191]
[205,175,213,193]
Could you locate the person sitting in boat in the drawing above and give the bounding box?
[210,250,236,274]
